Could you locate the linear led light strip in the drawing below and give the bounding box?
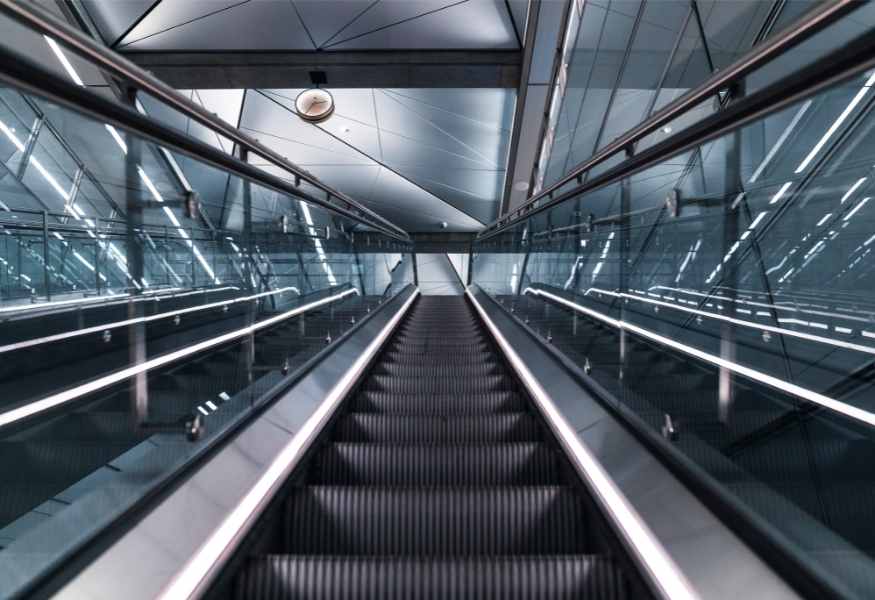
[649,284,873,324]
[0,286,299,354]
[157,289,418,599]
[466,290,698,600]
[582,286,875,356]
[0,285,238,315]
[0,288,358,429]
[524,287,875,429]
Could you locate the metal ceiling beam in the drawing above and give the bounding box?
[124,50,522,89]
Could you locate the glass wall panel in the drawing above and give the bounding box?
[474,59,875,598]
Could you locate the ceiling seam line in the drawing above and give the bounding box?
[371,88,385,162]
[503,0,523,48]
[382,89,513,131]
[378,89,500,168]
[287,0,319,50]
[322,0,471,49]
[111,0,164,48]
[320,0,382,48]
[264,90,499,168]
[117,0,252,49]
[252,90,488,226]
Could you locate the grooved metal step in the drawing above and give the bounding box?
[350,391,526,414]
[236,555,628,600]
[284,486,589,555]
[314,443,561,485]
[333,413,540,443]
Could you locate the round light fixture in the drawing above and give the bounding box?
[295,88,335,123]
[514,181,530,192]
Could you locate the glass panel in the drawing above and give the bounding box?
[474,61,875,598]
[0,63,412,599]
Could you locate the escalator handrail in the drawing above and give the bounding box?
[0,0,409,242]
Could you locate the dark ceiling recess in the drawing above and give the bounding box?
[309,70,327,86]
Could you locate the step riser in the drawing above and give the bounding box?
[237,556,629,600]
[285,487,588,555]
[314,444,561,485]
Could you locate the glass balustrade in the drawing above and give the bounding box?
[0,24,413,599]
[473,54,875,598]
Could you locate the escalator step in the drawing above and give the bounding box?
[235,555,628,600]
[333,413,540,443]
[314,443,560,485]
[372,362,503,378]
[380,351,493,366]
[351,391,526,414]
[285,486,588,554]
[363,374,512,394]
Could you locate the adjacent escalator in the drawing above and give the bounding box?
[231,295,647,599]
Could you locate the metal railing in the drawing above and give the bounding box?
[481,0,860,239]
[0,0,410,242]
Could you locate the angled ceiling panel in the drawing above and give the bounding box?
[118,0,314,50]
[80,0,156,44]
[116,0,244,47]
[378,89,512,167]
[238,89,485,231]
[319,0,461,46]
[291,0,380,48]
[326,0,518,50]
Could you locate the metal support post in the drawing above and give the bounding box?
[718,83,743,423]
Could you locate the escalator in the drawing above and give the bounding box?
[229,295,647,599]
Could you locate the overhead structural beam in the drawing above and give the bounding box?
[125,50,522,89]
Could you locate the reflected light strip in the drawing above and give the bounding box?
[584,286,875,355]
[749,100,811,184]
[157,289,418,600]
[649,285,872,324]
[0,288,358,429]
[796,72,875,174]
[0,285,238,315]
[524,287,875,428]
[468,289,698,600]
[0,286,300,354]
[841,177,867,204]
[769,181,793,204]
[843,197,869,221]
[43,36,84,86]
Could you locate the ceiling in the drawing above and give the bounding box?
[79,0,525,232]
[81,0,527,51]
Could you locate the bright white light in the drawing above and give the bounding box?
[106,125,128,154]
[749,100,811,183]
[843,197,869,221]
[749,211,768,230]
[769,181,793,205]
[0,119,25,152]
[796,72,875,174]
[44,36,84,86]
[841,177,867,204]
[816,213,832,227]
